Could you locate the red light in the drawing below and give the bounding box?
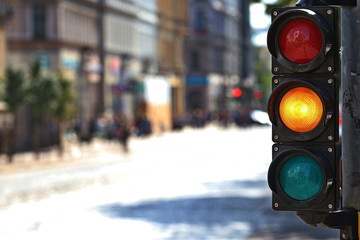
[253,90,263,100]
[279,18,322,64]
[232,88,243,98]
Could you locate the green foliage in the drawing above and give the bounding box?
[254,47,272,95]
[52,71,76,122]
[2,66,27,113]
[28,59,57,117]
[30,59,42,81]
[28,75,58,117]
[27,59,76,122]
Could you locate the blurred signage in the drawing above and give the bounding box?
[186,75,208,85]
[61,50,80,69]
[85,55,102,73]
[124,59,141,81]
[106,56,121,84]
[36,53,50,70]
[144,76,170,104]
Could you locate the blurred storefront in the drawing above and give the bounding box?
[186,0,244,116]
[157,0,188,128]
[5,0,101,150]
[144,76,171,133]
[2,0,188,151]
[186,75,208,113]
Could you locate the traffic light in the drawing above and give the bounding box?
[232,88,243,98]
[267,6,340,213]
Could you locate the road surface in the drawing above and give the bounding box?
[0,125,339,240]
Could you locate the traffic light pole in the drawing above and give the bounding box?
[341,0,360,211]
[338,1,360,239]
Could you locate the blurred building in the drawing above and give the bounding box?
[3,0,189,150]
[186,0,252,116]
[151,0,188,132]
[102,0,138,120]
[5,0,102,149]
[237,0,256,107]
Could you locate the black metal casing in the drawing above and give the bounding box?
[266,6,341,213]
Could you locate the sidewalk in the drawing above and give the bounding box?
[0,138,124,174]
[0,124,252,174]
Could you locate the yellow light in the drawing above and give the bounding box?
[279,87,323,132]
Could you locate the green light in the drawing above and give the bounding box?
[279,155,323,201]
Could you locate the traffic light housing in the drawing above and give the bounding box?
[267,6,340,213]
[267,7,337,74]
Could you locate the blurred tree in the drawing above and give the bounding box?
[1,66,27,163]
[51,71,76,156]
[28,59,59,159]
[254,47,272,99]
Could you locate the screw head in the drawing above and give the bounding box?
[328,66,332,71]
[328,135,334,141]
[328,204,333,209]
[273,135,279,140]
[274,79,279,84]
[274,146,279,152]
[328,147,333,153]
[274,202,279,208]
[273,11,278,16]
[327,10,333,15]
[328,79,333,84]
[274,67,279,72]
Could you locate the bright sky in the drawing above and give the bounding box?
[250,1,277,46]
[250,3,270,29]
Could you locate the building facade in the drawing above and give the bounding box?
[3,0,189,149]
[155,0,188,132]
[187,0,241,115]
[102,0,138,119]
[5,0,103,148]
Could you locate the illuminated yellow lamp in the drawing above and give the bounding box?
[279,87,323,132]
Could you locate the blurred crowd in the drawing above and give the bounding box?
[69,108,267,152]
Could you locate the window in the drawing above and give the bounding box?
[33,4,46,39]
[191,51,200,71]
[194,10,207,33]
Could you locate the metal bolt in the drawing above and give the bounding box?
[274,135,279,140]
[328,135,334,141]
[342,232,348,240]
[328,204,333,209]
[328,66,332,72]
[274,79,279,84]
[328,147,333,153]
[327,9,333,15]
[274,67,279,72]
[273,11,278,16]
[328,79,333,84]
[274,202,279,208]
[274,146,279,152]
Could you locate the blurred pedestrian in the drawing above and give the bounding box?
[114,113,131,152]
[135,113,152,137]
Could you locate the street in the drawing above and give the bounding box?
[0,125,339,240]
